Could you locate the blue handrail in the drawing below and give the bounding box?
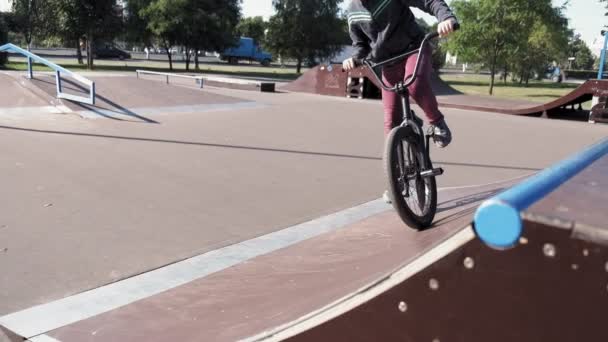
[474,138,608,249]
[0,43,95,105]
[598,32,608,80]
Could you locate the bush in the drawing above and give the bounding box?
[564,70,600,80]
[432,44,447,71]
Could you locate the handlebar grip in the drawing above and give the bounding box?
[428,22,461,40]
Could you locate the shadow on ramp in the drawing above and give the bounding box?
[0,125,548,174]
[30,76,159,123]
[26,73,251,122]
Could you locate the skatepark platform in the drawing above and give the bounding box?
[0,67,607,341]
[282,64,608,122]
[29,73,260,121]
[254,139,608,342]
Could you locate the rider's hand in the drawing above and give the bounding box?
[438,20,456,38]
[342,58,357,71]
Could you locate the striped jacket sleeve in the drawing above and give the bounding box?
[348,23,371,60]
[408,0,455,22]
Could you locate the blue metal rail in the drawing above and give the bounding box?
[0,43,95,105]
[474,138,608,249]
[598,32,608,80]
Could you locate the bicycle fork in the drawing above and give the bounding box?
[399,91,444,180]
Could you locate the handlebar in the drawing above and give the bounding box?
[359,23,460,93]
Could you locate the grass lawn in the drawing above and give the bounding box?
[1,57,305,81]
[440,73,581,104]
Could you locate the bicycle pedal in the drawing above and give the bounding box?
[420,167,444,178]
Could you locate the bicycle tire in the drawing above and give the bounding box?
[384,125,437,230]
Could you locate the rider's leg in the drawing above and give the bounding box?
[403,46,443,124]
[404,46,452,148]
[381,62,405,135]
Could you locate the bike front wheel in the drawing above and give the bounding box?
[384,125,437,230]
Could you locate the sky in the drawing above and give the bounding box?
[241,0,607,55]
[0,0,10,12]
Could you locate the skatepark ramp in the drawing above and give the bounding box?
[0,43,95,105]
[283,64,608,122]
[248,138,608,342]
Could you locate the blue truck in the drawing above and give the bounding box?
[219,37,272,66]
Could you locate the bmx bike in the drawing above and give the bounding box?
[360,27,458,230]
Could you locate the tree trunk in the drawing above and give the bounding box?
[86,33,94,70]
[164,40,173,71]
[195,50,200,70]
[167,52,173,71]
[489,47,498,96]
[296,57,302,74]
[76,40,83,65]
[185,47,191,71]
[489,68,496,95]
[503,64,508,84]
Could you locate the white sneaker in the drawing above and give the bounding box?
[382,190,391,204]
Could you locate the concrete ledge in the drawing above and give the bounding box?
[204,76,275,92]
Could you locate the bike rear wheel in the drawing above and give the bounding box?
[384,125,437,230]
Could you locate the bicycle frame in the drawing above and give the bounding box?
[365,32,440,138]
[357,25,458,229]
[361,31,445,155]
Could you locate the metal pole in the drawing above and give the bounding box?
[27,57,33,79]
[598,32,608,80]
[90,82,96,105]
[55,70,62,95]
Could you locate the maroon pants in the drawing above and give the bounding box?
[381,46,443,135]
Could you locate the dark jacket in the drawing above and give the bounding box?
[347,0,456,62]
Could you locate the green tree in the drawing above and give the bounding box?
[266,0,344,73]
[11,0,56,49]
[508,1,569,85]
[182,0,241,70]
[236,16,268,46]
[142,0,240,71]
[568,35,596,70]
[124,0,154,48]
[54,0,122,69]
[448,0,569,94]
[447,0,513,94]
[141,0,181,70]
[54,0,87,64]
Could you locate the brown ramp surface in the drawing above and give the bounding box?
[24,177,521,342]
[283,64,606,118]
[0,72,56,108]
[28,74,254,121]
[255,149,608,342]
[281,65,461,97]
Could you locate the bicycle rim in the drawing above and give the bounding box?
[384,126,437,229]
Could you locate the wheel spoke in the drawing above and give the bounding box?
[385,126,437,229]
